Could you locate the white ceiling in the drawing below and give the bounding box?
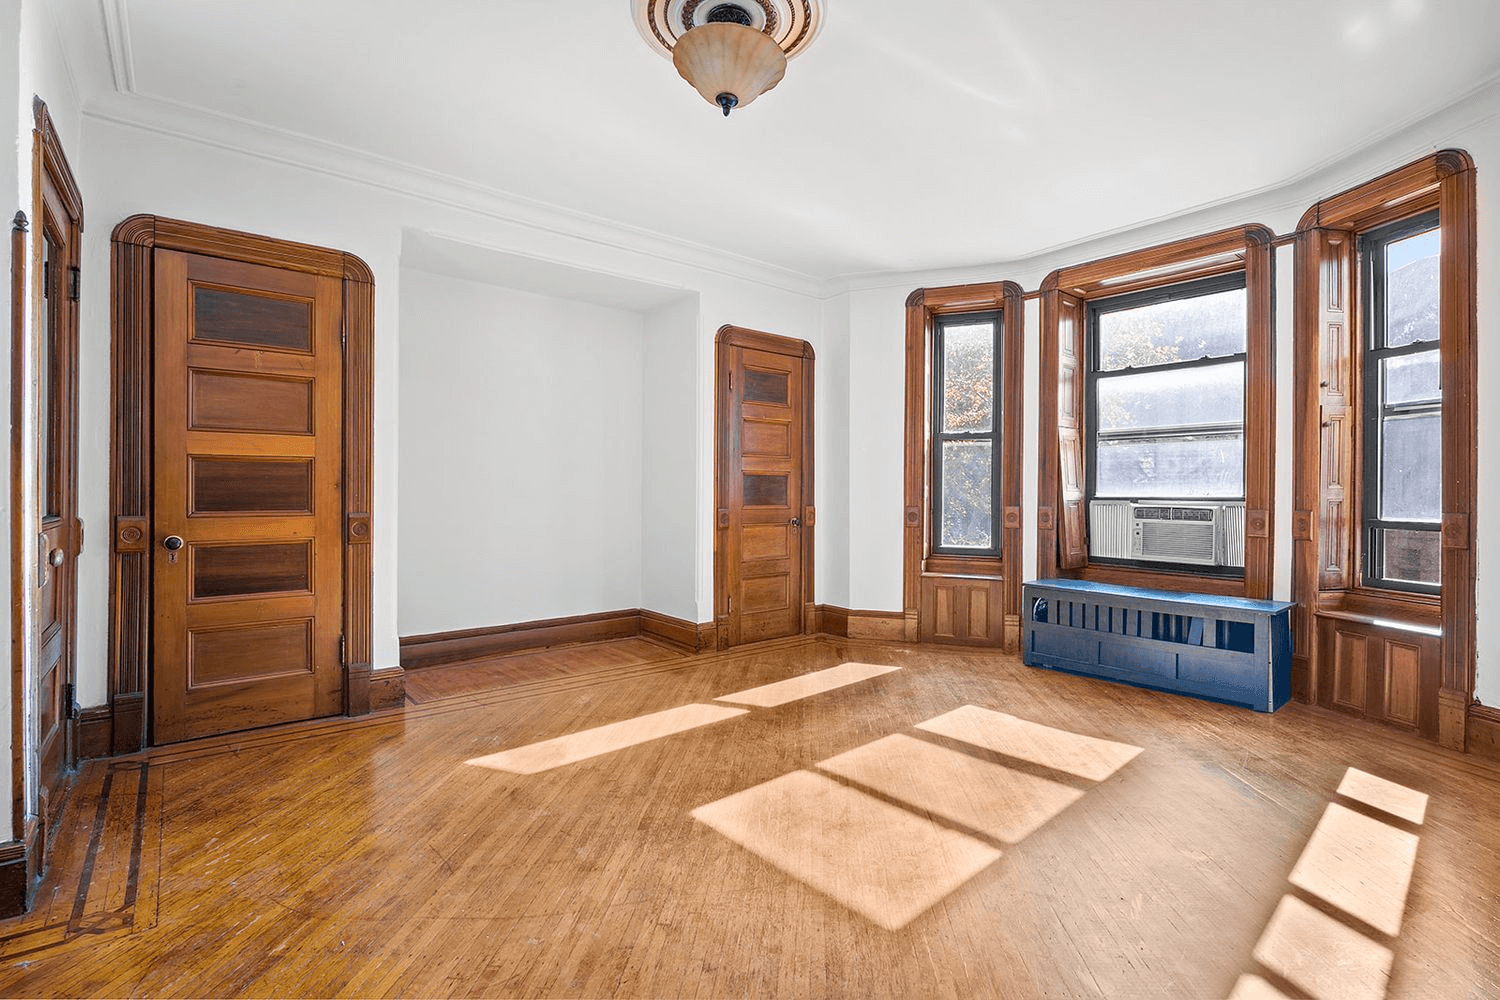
[54,0,1500,284]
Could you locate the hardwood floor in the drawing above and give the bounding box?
[0,637,1496,998]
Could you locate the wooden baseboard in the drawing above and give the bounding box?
[369,667,405,711]
[815,605,908,642]
[1468,704,1500,764]
[0,818,40,918]
[399,609,642,670]
[639,610,705,653]
[111,691,146,755]
[78,705,113,759]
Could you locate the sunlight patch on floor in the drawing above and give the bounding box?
[1227,973,1293,999]
[464,704,748,774]
[1253,895,1393,1000]
[1239,766,1428,1000]
[714,662,901,708]
[1336,768,1429,825]
[816,733,1084,844]
[690,769,1001,931]
[915,705,1142,781]
[1289,803,1419,937]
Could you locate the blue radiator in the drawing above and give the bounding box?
[1022,579,1293,712]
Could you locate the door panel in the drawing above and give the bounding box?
[34,167,80,834]
[719,341,809,646]
[152,250,343,744]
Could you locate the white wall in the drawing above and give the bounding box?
[397,268,646,635]
[833,80,1500,707]
[67,110,821,709]
[816,293,851,610]
[641,295,700,623]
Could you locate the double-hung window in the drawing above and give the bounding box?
[931,311,1001,555]
[1361,211,1441,592]
[1087,274,1248,499]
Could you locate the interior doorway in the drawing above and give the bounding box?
[109,216,375,748]
[713,325,814,648]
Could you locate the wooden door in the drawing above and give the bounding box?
[152,250,344,744]
[717,332,812,647]
[33,164,80,828]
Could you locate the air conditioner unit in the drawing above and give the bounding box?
[1131,504,1222,565]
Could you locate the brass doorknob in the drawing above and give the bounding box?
[48,548,64,567]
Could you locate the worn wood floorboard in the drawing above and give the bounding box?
[0,637,1495,998]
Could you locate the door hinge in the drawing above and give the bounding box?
[74,517,84,556]
[68,266,80,301]
[41,260,49,299]
[339,634,347,665]
[63,683,79,721]
[728,372,733,391]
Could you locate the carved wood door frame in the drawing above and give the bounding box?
[108,216,375,751]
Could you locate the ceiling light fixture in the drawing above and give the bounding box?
[635,0,826,117]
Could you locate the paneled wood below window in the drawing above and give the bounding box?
[919,576,1003,646]
[1316,612,1439,737]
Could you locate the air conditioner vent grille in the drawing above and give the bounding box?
[1138,520,1217,564]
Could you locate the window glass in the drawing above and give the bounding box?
[1383,228,1440,348]
[1096,287,1245,372]
[1095,363,1243,433]
[1364,212,1441,593]
[932,312,1000,555]
[939,440,993,548]
[940,323,994,433]
[1096,434,1244,499]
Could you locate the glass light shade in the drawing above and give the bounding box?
[672,22,787,115]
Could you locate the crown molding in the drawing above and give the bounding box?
[81,90,824,300]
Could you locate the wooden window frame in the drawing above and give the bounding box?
[903,282,1024,646]
[1359,209,1442,595]
[108,216,375,753]
[1291,150,1477,749]
[929,310,1003,558]
[1038,225,1276,598]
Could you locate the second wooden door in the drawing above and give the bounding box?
[717,330,813,647]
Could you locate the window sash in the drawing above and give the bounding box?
[1361,210,1441,593]
[1085,274,1248,506]
[931,312,1001,555]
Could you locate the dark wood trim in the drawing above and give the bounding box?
[903,281,1024,649]
[9,211,27,843]
[713,324,815,649]
[1291,150,1477,750]
[108,215,377,750]
[0,819,40,919]
[78,706,112,759]
[639,609,712,654]
[810,604,908,641]
[1468,704,1500,766]
[1037,225,1275,598]
[368,667,406,712]
[399,609,643,670]
[818,604,850,638]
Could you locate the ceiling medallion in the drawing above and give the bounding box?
[634,0,826,116]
